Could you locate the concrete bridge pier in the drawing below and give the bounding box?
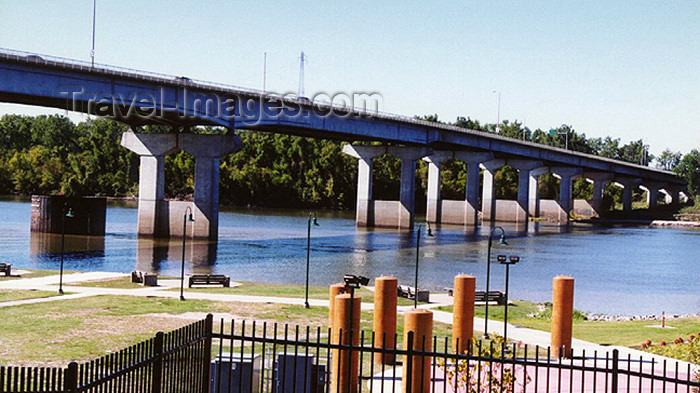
[480,159,505,222]
[616,177,642,211]
[551,167,583,223]
[508,160,543,222]
[343,145,431,229]
[585,172,614,215]
[179,133,242,239]
[342,145,385,227]
[528,166,550,218]
[641,181,666,208]
[121,132,179,237]
[424,151,492,226]
[663,185,683,206]
[121,131,241,241]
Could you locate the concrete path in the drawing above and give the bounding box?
[0,272,696,377]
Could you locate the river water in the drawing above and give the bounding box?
[1,199,698,316]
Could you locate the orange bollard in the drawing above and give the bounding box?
[331,293,361,393]
[329,283,348,326]
[551,275,575,358]
[403,309,433,393]
[373,276,398,364]
[453,274,476,353]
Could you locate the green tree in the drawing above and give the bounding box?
[674,150,700,200]
[656,149,682,171]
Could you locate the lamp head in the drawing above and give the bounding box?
[312,216,319,226]
[343,274,369,288]
[497,234,508,246]
[65,208,75,218]
[509,255,520,264]
[497,254,507,263]
[187,213,195,222]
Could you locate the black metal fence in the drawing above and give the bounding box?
[1,316,211,393]
[2,316,699,393]
[210,318,700,393]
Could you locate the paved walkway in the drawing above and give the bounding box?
[0,272,696,376]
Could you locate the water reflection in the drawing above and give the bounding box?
[2,199,698,315]
[30,232,105,257]
[135,238,217,273]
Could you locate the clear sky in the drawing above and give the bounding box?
[1,1,698,157]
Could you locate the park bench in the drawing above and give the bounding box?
[0,263,11,277]
[475,290,505,305]
[130,270,158,286]
[397,285,430,303]
[445,288,506,305]
[189,274,230,288]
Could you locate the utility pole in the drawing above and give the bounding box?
[263,52,267,92]
[298,51,307,98]
[492,90,501,133]
[91,0,97,67]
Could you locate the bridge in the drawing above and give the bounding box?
[0,48,685,240]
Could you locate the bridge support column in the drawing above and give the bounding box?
[394,147,432,229]
[480,160,505,222]
[616,177,642,212]
[508,160,543,222]
[642,182,666,208]
[342,145,385,227]
[121,132,179,238]
[663,185,683,206]
[424,152,451,224]
[528,167,549,218]
[551,167,582,223]
[423,151,492,226]
[180,134,242,240]
[342,145,430,229]
[585,172,614,216]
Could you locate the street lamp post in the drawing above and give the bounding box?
[179,206,195,301]
[483,226,507,339]
[499,255,520,341]
[414,223,434,309]
[304,213,319,308]
[58,204,74,295]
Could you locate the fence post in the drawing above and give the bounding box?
[201,314,213,393]
[64,362,78,393]
[152,332,164,393]
[611,349,619,392]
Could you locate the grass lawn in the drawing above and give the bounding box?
[0,289,62,303]
[0,293,450,367]
[436,301,700,348]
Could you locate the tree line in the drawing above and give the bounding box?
[0,114,696,210]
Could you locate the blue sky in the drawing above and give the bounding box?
[1,1,698,156]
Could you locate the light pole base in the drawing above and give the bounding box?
[179,295,185,301]
[58,289,64,295]
[482,333,490,340]
[304,302,310,309]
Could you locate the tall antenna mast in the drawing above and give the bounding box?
[263,52,267,93]
[298,51,307,98]
[91,0,97,67]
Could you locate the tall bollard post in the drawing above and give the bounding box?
[551,275,575,358]
[329,283,348,327]
[453,274,476,354]
[331,293,361,393]
[403,309,433,393]
[373,276,398,364]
